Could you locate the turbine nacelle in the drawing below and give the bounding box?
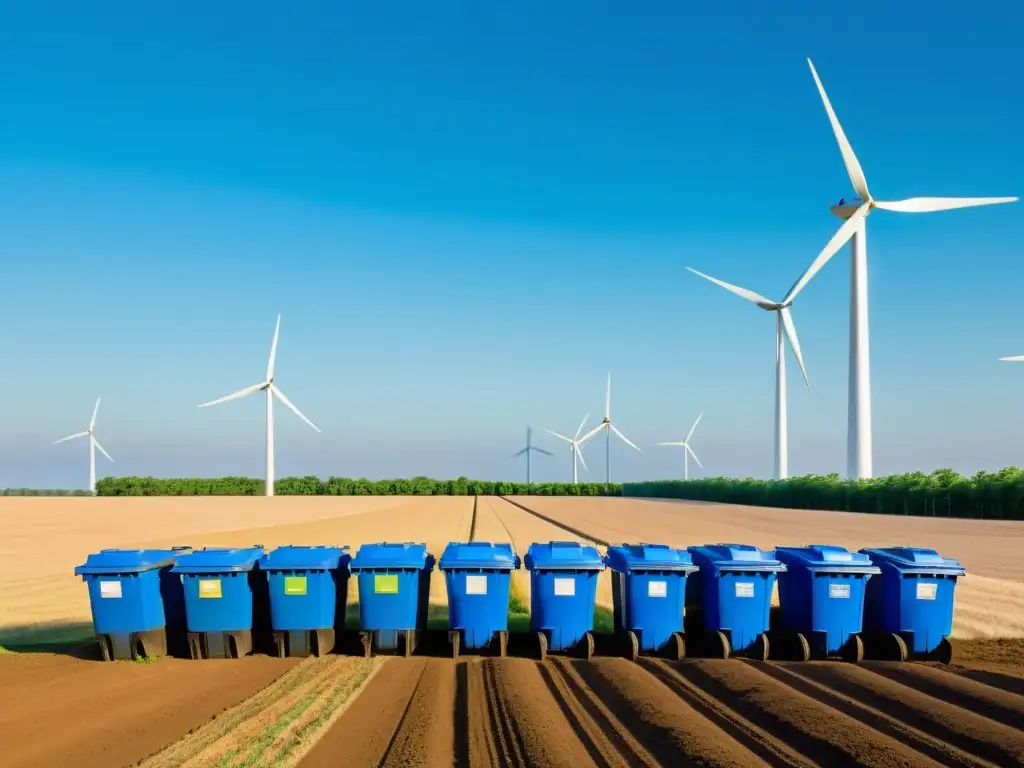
[830,195,869,220]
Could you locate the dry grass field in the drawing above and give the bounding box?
[1,495,1022,768]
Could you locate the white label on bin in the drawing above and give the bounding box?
[828,553,853,562]
[466,575,488,595]
[735,582,755,598]
[554,577,575,597]
[99,581,122,599]
[829,583,851,599]
[916,582,938,601]
[648,580,667,598]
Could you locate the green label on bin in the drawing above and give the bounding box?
[374,574,399,594]
[284,576,307,596]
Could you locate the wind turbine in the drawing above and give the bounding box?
[53,397,113,493]
[658,412,704,481]
[687,266,813,479]
[580,373,641,484]
[545,414,594,485]
[198,314,320,497]
[788,57,1017,481]
[513,426,553,485]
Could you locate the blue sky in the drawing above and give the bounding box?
[1,1,1023,488]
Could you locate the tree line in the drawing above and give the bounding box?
[0,488,95,496]
[622,467,1024,520]
[93,476,624,497]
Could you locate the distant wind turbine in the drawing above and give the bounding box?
[790,57,1017,481]
[513,426,553,485]
[53,397,113,493]
[198,314,320,497]
[580,373,641,484]
[546,414,595,485]
[658,412,704,481]
[687,266,813,480]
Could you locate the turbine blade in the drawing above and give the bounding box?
[53,431,88,445]
[533,447,555,456]
[575,443,588,471]
[685,411,704,443]
[658,441,686,446]
[999,355,1024,362]
[807,58,870,201]
[686,267,773,307]
[89,397,101,431]
[92,436,114,463]
[685,443,703,468]
[267,314,282,381]
[780,307,812,395]
[874,196,1018,214]
[578,424,604,445]
[783,201,870,304]
[605,374,611,420]
[545,429,572,443]
[198,381,265,408]
[574,412,590,441]
[513,448,528,457]
[271,386,321,432]
[610,423,642,452]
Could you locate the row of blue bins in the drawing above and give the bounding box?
[75,541,965,664]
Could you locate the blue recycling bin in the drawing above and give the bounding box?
[350,542,434,656]
[260,545,350,658]
[172,546,265,659]
[524,541,606,659]
[74,548,189,661]
[686,543,787,659]
[775,545,880,661]
[607,543,698,660]
[439,541,520,657]
[860,547,966,662]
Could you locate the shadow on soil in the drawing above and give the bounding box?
[0,621,100,659]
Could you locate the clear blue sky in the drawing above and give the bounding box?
[1,1,1022,488]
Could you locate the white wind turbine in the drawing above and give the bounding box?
[53,397,113,493]
[687,266,813,480]
[198,314,320,497]
[513,426,553,485]
[580,373,642,484]
[545,414,595,485]
[789,57,1017,481]
[658,412,704,481]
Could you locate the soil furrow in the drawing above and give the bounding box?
[953,668,1024,697]
[755,661,998,768]
[376,659,453,768]
[481,659,529,766]
[787,662,1024,767]
[670,660,946,767]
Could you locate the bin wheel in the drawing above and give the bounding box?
[624,631,639,662]
[750,632,770,662]
[580,631,595,660]
[97,636,113,662]
[929,637,954,665]
[843,634,865,664]
[710,630,731,659]
[496,631,508,658]
[666,632,686,661]
[792,632,811,662]
[537,632,548,662]
[889,633,909,662]
[451,631,461,660]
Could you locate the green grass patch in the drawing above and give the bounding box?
[0,645,11,655]
[593,605,615,635]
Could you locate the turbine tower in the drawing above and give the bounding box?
[53,397,113,493]
[545,414,594,485]
[687,266,813,479]
[658,412,704,481]
[580,373,641,484]
[513,426,553,485]
[198,314,320,497]
[790,58,1017,481]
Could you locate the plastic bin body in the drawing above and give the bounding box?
[525,541,605,652]
[75,549,178,635]
[261,546,350,631]
[775,545,880,656]
[350,542,434,651]
[172,547,264,632]
[860,547,965,655]
[607,544,698,652]
[686,543,787,654]
[440,542,519,650]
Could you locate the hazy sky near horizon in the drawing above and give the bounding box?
[2,2,1024,489]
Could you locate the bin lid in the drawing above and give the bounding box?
[524,541,605,571]
[606,543,698,573]
[74,548,179,575]
[171,546,264,574]
[687,543,787,572]
[350,542,433,571]
[860,547,966,576]
[775,545,880,574]
[439,541,520,571]
[261,545,349,571]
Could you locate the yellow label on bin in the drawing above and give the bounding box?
[284,576,308,596]
[374,574,399,594]
[198,579,222,599]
